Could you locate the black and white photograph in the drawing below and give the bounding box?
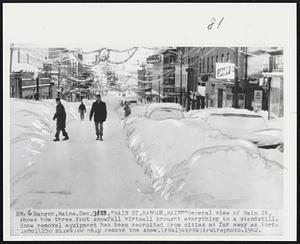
[9,45,284,209]
[3,3,297,241]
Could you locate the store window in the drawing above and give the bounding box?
[170,56,175,64]
[270,76,284,118]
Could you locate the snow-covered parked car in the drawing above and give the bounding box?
[185,108,283,151]
[161,143,284,208]
[122,103,284,206]
[144,103,184,120]
[123,103,184,133]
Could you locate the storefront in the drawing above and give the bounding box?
[10,71,51,99]
[262,72,284,118]
[244,77,269,112]
[205,77,235,108]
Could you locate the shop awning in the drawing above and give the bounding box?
[208,78,235,86]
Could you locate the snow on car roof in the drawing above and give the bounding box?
[186,107,265,120]
[146,103,183,111]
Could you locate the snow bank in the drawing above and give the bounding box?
[162,145,283,208]
[10,98,78,184]
[184,108,283,148]
[122,108,284,207]
[125,117,280,187]
[145,103,183,116]
[267,118,283,130]
[185,107,261,119]
[119,104,147,128]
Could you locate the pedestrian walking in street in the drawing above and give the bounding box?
[89,94,107,141]
[124,102,131,118]
[78,101,86,121]
[53,97,69,141]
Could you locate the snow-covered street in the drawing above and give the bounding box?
[11,96,170,209]
[10,94,284,210]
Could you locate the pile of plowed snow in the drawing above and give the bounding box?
[10,98,78,184]
[162,145,283,208]
[121,106,284,208]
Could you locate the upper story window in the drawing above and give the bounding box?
[170,55,176,64]
[221,54,224,62]
[226,53,230,62]
[199,59,202,72]
[216,55,219,62]
[207,57,209,72]
[273,55,283,71]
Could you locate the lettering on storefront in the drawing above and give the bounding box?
[216,63,235,80]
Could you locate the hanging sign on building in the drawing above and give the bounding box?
[147,54,161,64]
[216,63,235,80]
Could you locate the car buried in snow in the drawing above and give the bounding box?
[121,104,284,207]
[144,103,184,121]
[185,108,283,152]
[122,103,184,130]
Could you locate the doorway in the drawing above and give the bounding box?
[217,89,223,108]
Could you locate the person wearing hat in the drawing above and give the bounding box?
[89,94,107,141]
[53,97,69,141]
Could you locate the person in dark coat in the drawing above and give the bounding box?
[89,94,107,141]
[124,102,131,117]
[53,98,69,141]
[78,101,86,121]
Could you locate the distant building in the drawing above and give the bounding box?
[10,45,52,99]
[161,49,177,102]
[137,65,147,101]
[146,54,163,102]
[260,48,284,118]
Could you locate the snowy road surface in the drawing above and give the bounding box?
[11,97,172,209]
[10,95,283,209]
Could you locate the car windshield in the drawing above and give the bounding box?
[206,113,268,134]
[149,109,184,120]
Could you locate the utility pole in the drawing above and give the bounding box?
[18,48,20,63]
[10,44,14,73]
[186,48,191,111]
[49,63,52,99]
[179,49,183,105]
[244,47,248,109]
[58,61,61,97]
[234,47,239,108]
[158,75,161,102]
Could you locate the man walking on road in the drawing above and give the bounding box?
[90,94,107,141]
[53,97,69,141]
[78,101,86,121]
